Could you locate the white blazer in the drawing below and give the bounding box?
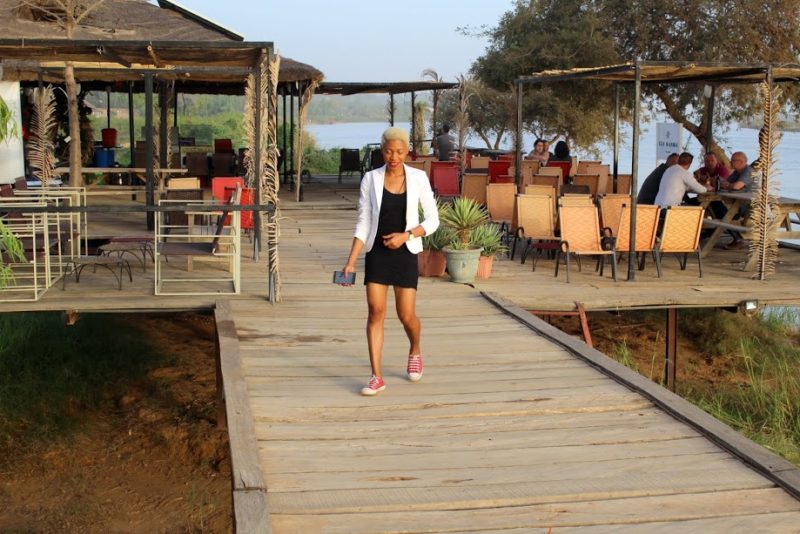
[354,164,440,254]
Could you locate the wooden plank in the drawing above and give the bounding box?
[269,489,800,532]
[481,291,800,500]
[265,471,776,515]
[215,301,271,513]
[233,489,271,534]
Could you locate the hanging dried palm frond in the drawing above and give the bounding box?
[748,80,782,280]
[454,75,473,176]
[243,71,257,187]
[294,78,319,202]
[29,85,57,189]
[264,53,282,301]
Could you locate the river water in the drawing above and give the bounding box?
[306,121,800,199]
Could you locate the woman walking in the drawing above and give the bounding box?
[341,127,439,396]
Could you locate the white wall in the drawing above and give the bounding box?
[0,81,24,184]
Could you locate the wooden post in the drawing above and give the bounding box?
[106,85,111,129]
[613,83,620,193]
[289,88,295,191]
[389,94,395,126]
[281,91,287,185]
[158,82,168,176]
[664,307,678,391]
[515,81,523,186]
[704,85,716,154]
[628,63,641,281]
[410,91,417,154]
[128,81,135,186]
[144,74,154,231]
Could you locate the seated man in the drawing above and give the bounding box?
[694,151,730,189]
[637,152,679,204]
[432,124,455,162]
[718,151,753,249]
[655,152,712,208]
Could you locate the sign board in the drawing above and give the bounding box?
[656,122,682,162]
[0,81,24,184]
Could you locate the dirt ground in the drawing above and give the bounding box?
[0,313,233,533]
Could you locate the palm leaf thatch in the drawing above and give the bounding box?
[265,53,282,300]
[29,85,57,189]
[294,78,319,202]
[748,80,782,280]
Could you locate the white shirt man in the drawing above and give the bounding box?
[654,152,711,208]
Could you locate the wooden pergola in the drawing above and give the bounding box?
[514,60,800,280]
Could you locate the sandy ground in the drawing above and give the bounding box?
[0,313,232,533]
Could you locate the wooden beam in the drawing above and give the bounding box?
[147,45,162,68]
[95,46,132,68]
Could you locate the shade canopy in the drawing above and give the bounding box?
[318,81,457,96]
[517,61,800,85]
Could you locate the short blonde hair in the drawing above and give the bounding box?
[381,127,410,148]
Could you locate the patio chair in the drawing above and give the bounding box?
[430,161,457,187]
[468,156,490,171]
[512,194,559,269]
[163,188,204,231]
[431,166,459,198]
[538,166,563,183]
[167,177,201,190]
[214,138,234,153]
[487,160,511,183]
[571,174,601,197]
[520,159,540,180]
[546,161,572,182]
[599,194,631,234]
[615,173,633,195]
[14,177,28,190]
[369,148,384,170]
[616,204,662,276]
[338,148,363,183]
[461,174,488,205]
[212,177,245,202]
[212,153,236,177]
[583,163,610,194]
[556,204,618,283]
[186,153,210,184]
[405,160,426,173]
[493,174,515,184]
[561,184,592,196]
[486,183,516,237]
[655,206,704,277]
[577,160,602,174]
[558,194,594,207]
[155,187,242,295]
[531,174,560,191]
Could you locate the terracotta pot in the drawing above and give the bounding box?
[476,255,494,279]
[418,249,447,277]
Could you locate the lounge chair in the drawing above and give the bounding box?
[556,204,618,283]
[655,206,704,277]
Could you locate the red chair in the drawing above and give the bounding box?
[212,177,244,202]
[431,167,459,198]
[493,174,515,184]
[429,161,457,184]
[488,160,511,182]
[225,185,254,230]
[547,161,572,181]
[214,138,234,153]
[497,153,515,161]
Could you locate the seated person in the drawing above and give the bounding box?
[432,124,455,162]
[525,138,550,163]
[718,151,753,249]
[694,151,730,189]
[549,140,571,162]
[654,152,712,208]
[637,153,679,204]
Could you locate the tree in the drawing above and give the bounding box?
[437,79,516,150]
[472,0,800,162]
[18,0,107,186]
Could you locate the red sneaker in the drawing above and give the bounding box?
[407,354,423,382]
[361,375,386,396]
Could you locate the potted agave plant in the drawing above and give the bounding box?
[419,225,452,277]
[471,223,507,279]
[440,197,489,283]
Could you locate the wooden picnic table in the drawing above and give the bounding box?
[697,191,800,263]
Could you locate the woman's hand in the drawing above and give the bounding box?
[382,232,409,250]
[341,263,356,286]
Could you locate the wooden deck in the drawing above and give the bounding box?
[216,190,800,532]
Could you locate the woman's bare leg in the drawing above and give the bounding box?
[366,283,389,377]
[394,286,421,355]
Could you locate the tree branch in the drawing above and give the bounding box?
[75,0,105,24]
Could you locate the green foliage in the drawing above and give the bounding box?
[472,0,800,152]
[0,94,20,145]
[438,81,514,149]
[421,201,454,251]
[0,223,25,289]
[0,313,160,457]
[439,197,490,249]
[303,146,342,175]
[470,223,507,257]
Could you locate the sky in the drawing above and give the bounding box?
[174,1,515,82]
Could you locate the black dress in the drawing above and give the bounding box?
[364,186,419,289]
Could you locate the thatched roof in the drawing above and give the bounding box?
[518,61,800,85]
[0,0,241,42]
[0,0,324,92]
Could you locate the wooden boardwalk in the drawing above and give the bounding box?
[217,193,800,532]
